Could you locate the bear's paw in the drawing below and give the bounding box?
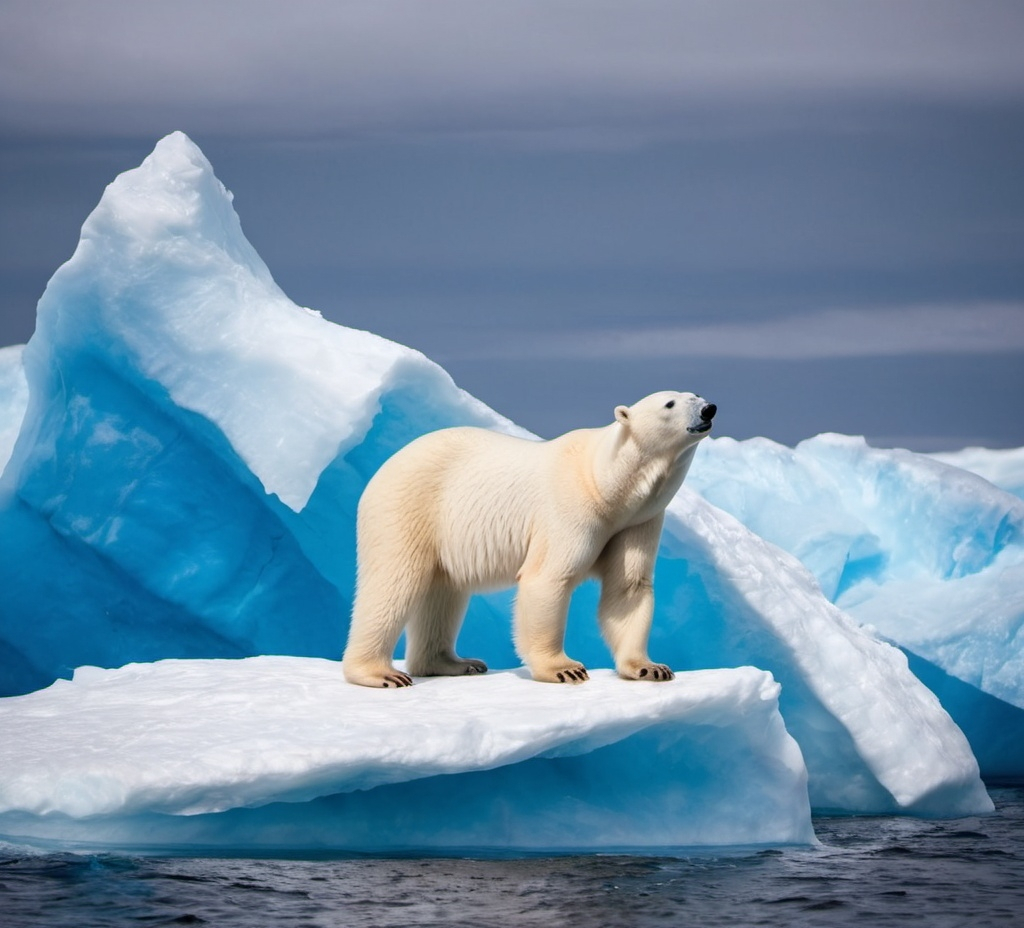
[407,656,489,677]
[618,661,675,682]
[381,671,415,687]
[530,661,590,685]
[344,664,415,688]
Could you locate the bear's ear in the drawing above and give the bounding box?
[614,405,630,427]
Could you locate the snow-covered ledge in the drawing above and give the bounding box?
[0,658,813,854]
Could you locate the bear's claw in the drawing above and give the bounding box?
[555,666,589,684]
[382,672,414,687]
[633,663,674,682]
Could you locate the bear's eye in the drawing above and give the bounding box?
[664,400,675,409]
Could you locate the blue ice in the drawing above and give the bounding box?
[689,435,1024,778]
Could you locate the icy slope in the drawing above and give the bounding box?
[689,435,1024,776]
[0,132,989,819]
[0,659,813,853]
[930,446,1024,500]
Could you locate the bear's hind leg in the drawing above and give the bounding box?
[405,580,487,677]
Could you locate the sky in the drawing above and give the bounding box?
[1,0,1023,449]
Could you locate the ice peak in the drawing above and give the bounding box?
[23,132,476,511]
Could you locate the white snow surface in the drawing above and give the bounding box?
[0,658,814,853]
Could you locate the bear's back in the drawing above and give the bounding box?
[359,425,600,589]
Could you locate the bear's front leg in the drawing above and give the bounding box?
[514,572,589,684]
[597,517,675,682]
[343,572,420,688]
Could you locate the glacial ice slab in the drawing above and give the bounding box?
[0,131,992,818]
[0,659,814,854]
[689,434,1024,777]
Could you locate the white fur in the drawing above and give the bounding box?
[342,391,714,687]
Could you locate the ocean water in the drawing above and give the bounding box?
[2,787,1021,928]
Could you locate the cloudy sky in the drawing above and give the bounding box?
[1,0,1022,448]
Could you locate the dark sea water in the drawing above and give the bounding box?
[2,787,1022,928]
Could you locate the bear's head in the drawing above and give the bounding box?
[614,391,716,457]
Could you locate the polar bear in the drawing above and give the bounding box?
[342,391,716,687]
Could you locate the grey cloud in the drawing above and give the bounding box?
[2,1,1023,138]
[435,303,1024,362]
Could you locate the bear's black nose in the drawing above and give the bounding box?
[700,403,717,422]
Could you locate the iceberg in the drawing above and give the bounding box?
[689,435,1024,777]
[0,658,813,853]
[930,446,1024,501]
[0,133,992,854]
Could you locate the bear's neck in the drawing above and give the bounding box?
[590,426,697,525]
